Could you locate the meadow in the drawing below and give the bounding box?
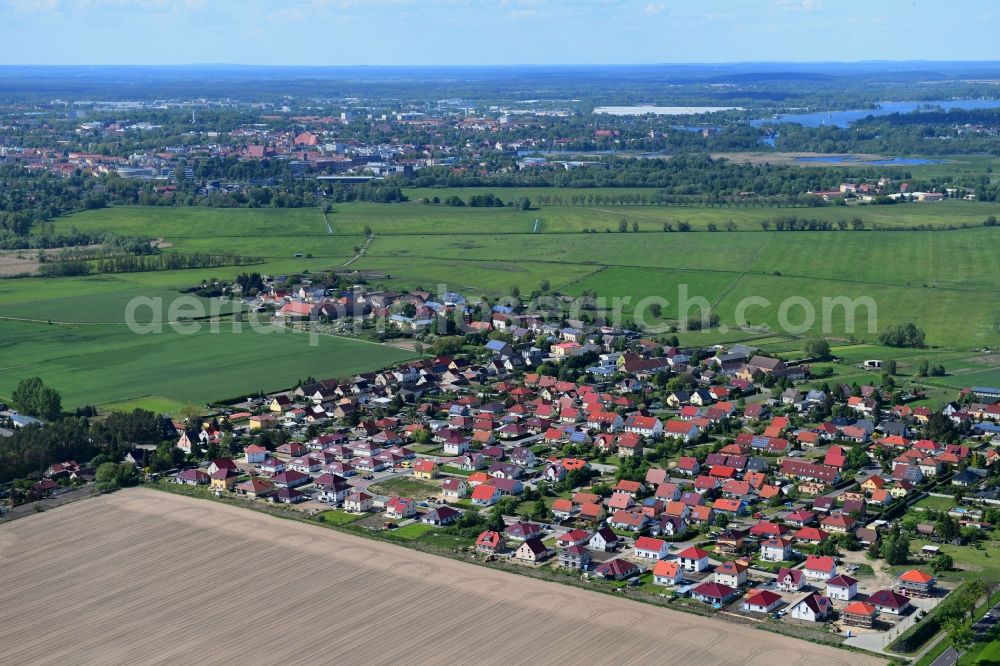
[4,193,998,412]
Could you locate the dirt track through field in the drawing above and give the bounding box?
[0,489,883,665]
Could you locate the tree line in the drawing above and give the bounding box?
[38,252,263,277]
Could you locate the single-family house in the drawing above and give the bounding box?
[897,569,936,598]
[593,558,640,581]
[235,476,274,499]
[209,468,239,491]
[790,593,832,622]
[385,497,416,519]
[475,530,506,554]
[175,469,210,486]
[589,527,620,552]
[743,589,783,614]
[652,560,683,586]
[421,506,461,526]
[759,537,793,562]
[344,491,375,513]
[633,536,670,561]
[515,537,554,563]
[556,529,591,549]
[441,477,468,501]
[559,545,592,571]
[803,555,837,581]
[776,568,804,592]
[868,589,911,615]
[676,546,711,572]
[841,601,877,628]
[471,484,501,506]
[413,459,438,479]
[243,444,268,464]
[714,560,749,588]
[691,581,736,605]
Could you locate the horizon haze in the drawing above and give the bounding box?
[2,0,1000,66]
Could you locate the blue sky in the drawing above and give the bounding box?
[0,0,997,66]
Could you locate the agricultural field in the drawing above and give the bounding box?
[49,206,363,267]
[394,190,1000,232]
[5,196,1000,412]
[357,224,1000,349]
[0,319,415,413]
[0,489,876,665]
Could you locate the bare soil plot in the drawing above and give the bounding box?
[0,244,110,276]
[0,489,883,666]
[0,249,40,276]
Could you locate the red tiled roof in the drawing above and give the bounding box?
[804,555,836,573]
[746,590,782,607]
[899,569,934,584]
[692,581,734,599]
[827,574,858,588]
[634,536,667,551]
[843,601,877,616]
[676,546,710,560]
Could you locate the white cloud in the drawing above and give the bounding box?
[644,2,666,15]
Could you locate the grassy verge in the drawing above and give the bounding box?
[959,626,1000,664]
[915,636,954,666]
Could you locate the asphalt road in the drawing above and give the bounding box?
[931,646,959,666]
[930,598,1000,666]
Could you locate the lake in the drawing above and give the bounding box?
[793,155,943,166]
[752,99,1000,128]
[595,105,741,116]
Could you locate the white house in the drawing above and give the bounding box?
[471,485,501,507]
[442,439,469,456]
[714,561,749,588]
[759,537,792,562]
[790,593,832,622]
[675,546,710,572]
[664,420,700,442]
[244,444,268,464]
[385,497,416,519]
[588,527,620,552]
[652,560,682,586]
[623,414,664,439]
[633,536,670,561]
[258,457,285,476]
[776,568,805,592]
[803,556,837,581]
[343,491,374,513]
[441,478,468,501]
[515,537,553,563]
[825,574,859,601]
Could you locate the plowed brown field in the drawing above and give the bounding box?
[0,489,882,665]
